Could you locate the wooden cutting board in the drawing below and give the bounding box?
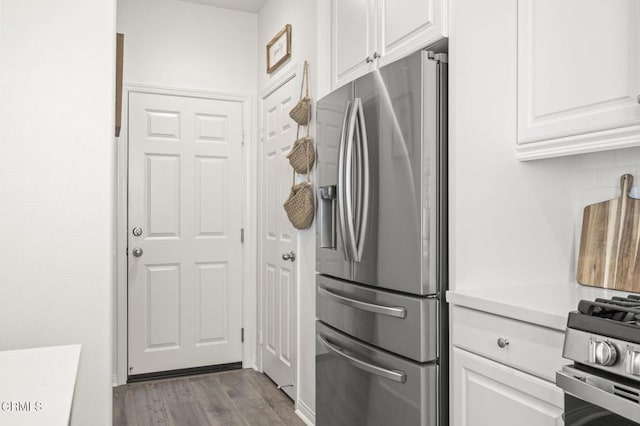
[577,174,640,291]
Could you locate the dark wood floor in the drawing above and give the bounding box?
[113,368,305,426]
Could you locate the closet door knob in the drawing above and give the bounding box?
[497,337,510,348]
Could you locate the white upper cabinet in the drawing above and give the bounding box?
[331,0,376,88]
[331,0,448,89]
[517,0,640,160]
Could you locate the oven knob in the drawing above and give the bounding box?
[588,340,618,366]
[627,350,640,376]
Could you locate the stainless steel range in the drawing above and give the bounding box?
[557,296,640,425]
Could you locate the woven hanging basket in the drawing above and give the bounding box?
[287,136,315,174]
[290,97,311,126]
[289,61,311,126]
[283,181,315,229]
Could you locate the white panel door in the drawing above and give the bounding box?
[451,347,564,426]
[128,91,244,376]
[517,0,640,153]
[260,76,298,398]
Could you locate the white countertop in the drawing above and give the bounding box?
[447,283,635,331]
[0,344,81,426]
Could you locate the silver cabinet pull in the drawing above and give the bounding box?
[318,285,407,318]
[132,227,143,237]
[282,251,296,261]
[497,337,509,348]
[132,247,143,257]
[318,334,406,383]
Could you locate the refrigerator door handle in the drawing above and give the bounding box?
[344,99,359,262]
[317,334,407,383]
[318,285,407,318]
[354,98,370,263]
[337,101,354,260]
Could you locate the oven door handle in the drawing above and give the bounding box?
[556,366,640,423]
[318,334,407,383]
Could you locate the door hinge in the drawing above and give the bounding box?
[126,247,128,256]
[241,328,244,343]
[240,228,244,243]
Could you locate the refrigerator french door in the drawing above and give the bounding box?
[316,50,447,297]
[316,49,448,426]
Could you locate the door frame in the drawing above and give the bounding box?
[115,84,257,386]
[257,63,302,397]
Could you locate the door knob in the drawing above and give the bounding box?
[282,251,296,261]
[132,227,143,237]
[132,247,143,257]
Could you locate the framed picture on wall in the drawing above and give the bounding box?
[266,24,291,74]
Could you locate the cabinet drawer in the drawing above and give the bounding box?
[451,306,565,382]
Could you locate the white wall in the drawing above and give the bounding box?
[450,0,640,291]
[117,0,257,93]
[0,0,116,424]
[258,0,319,420]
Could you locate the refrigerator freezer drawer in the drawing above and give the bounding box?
[316,321,438,426]
[317,274,438,362]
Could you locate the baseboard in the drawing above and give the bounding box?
[295,399,315,426]
[242,356,258,371]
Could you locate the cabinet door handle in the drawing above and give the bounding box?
[365,56,373,63]
[497,337,510,348]
[373,51,381,59]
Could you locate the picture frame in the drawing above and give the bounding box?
[266,24,291,74]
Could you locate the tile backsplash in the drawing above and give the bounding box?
[575,147,640,205]
[572,146,640,270]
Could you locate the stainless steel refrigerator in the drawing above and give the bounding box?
[315,50,448,426]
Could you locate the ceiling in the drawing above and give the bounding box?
[177,0,267,13]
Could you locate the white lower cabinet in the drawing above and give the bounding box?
[450,306,565,425]
[452,347,564,426]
